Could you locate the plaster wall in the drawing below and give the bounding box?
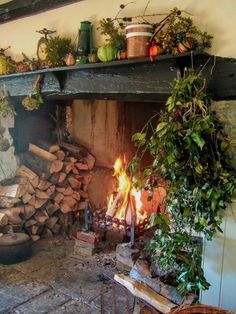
[0,0,235,59]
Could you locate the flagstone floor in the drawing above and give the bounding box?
[0,237,132,314]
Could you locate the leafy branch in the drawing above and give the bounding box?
[129,69,236,296]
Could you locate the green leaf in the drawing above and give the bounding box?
[166,96,175,112]
[195,164,203,174]
[143,168,152,178]
[211,199,217,211]
[183,208,191,218]
[149,213,158,227]
[132,132,146,142]
[156,122,168,132]
[191,132,205,150]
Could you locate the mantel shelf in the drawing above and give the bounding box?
[0,52,235,101]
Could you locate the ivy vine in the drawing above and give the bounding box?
[129,70,236,296]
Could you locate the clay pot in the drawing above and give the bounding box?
[125,23,153,59]
[0,233,32,264]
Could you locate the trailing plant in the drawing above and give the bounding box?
[46,36,75,67]
[0,91,15,118]
[129,70,236,296]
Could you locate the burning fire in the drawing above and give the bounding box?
[106,157,148,225]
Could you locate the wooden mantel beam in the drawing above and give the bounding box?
[0,53,235,101]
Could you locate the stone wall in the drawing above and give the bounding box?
[211,100,236,168]
[0,115,18,181]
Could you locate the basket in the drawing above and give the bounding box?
[170,304,235,314]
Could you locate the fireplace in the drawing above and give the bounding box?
[0,53,234,240]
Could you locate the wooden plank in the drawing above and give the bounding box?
[114,274,176,313]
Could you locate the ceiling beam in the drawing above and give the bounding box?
[0,0,84,24]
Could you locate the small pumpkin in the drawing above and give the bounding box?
[117,49,127,60]
[149,42,163,61]
[177,33,193,53]
[64,53,76,66]
[88,52,98,63]
[97,44,117,62]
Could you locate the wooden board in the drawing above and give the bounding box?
[114,274,176,314]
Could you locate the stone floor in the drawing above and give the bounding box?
[0,237,134,314]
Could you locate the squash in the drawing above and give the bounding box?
[97,44,117,62]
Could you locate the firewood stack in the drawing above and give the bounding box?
[0,141,95,241]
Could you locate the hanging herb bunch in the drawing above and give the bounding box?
[129,70,236,296]
[0,90,15,118]
[22,75,43,111]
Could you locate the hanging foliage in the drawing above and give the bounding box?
[129,70,236,296]
[22,74,43,111]
[0,91,15,118]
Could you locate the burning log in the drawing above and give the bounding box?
[106,191,123,217]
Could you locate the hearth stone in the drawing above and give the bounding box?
[116,243,140,272]
[73,232,102,257]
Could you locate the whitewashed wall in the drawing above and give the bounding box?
[201,100,236,311]
[201,199,236,311]
[0,115,18,181]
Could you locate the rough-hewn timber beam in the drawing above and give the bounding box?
[0,0,83,24]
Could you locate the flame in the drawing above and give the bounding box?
[106,157,147,225]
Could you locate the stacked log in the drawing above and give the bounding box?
[0,141,95,241]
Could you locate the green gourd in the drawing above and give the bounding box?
[97,44,117,62]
